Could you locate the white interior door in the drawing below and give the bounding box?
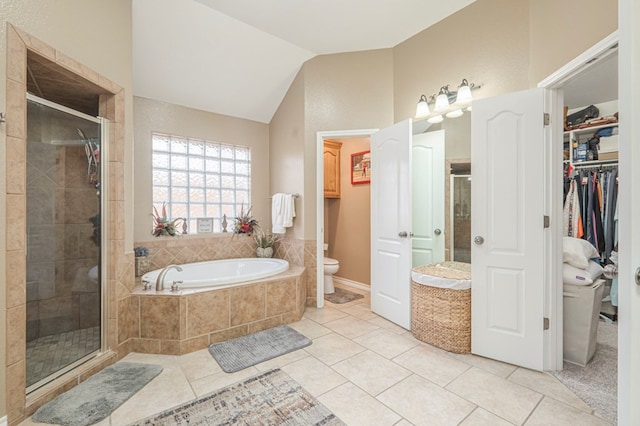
[471,88,547,371]
[619,3,640,422]
[412,130,445,266]
[371,119,412,329]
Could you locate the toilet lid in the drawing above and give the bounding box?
[324,257,339,265]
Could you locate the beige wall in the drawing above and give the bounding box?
[269,70,306,238]
[133,97,270,243]
[393,0,530,123]
[301,49,395,238]
[325,137,371,285]
[528,0,618,86]
[0,0,133,420]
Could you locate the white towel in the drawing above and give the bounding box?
[272,193,296,234]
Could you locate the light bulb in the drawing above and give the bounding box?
[415,95,430,118]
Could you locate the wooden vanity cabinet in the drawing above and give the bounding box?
[323,140,342,198]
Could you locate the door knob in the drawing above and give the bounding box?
[474,235,485,245]
[434,228,442,236]
[398,231,408,238]
[636,267,640,286]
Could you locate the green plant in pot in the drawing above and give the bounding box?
[254,230,280,258]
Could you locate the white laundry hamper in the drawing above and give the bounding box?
[563,279,604,366]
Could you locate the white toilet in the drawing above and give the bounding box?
[323,243,340,294]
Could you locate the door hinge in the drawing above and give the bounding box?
[543,215,550,228]
[543,317,550,330]
[543,112,550,126]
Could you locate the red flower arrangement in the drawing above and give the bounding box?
[233,204,258,235]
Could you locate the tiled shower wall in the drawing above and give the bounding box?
[26,143,100,341]
[5,25,130,425]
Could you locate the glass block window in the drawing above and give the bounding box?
[152,133,251,233]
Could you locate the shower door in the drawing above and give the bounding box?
[26,94,105,390]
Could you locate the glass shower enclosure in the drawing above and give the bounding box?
[26,94,105,390]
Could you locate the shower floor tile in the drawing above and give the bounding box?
[26,326,101,387]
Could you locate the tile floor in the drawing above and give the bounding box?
[26,327,101,387]
[20,285,611,426]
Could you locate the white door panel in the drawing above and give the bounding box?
[471,88,546,371]
[371,119,412,329]
[412,131,445,266]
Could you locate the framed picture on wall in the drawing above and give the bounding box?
[351,150,371,185]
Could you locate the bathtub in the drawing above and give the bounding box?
[141,258,289,289]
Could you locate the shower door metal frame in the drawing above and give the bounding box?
[25,93,109,393]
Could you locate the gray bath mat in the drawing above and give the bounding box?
[325,287,364,304]
[32,362,163,426]
[208,325,311,372]
[128,368,344,425]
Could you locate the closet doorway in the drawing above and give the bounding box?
[540,32,619,422]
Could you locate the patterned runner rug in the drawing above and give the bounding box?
[128,368,345,425]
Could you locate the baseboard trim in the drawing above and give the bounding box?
[333,276,370,292]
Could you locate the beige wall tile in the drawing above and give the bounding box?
[6,79,26,139]
[266,279,297,317]
[7,26,26,84]
[159,339,181,355]
[7,305,26,365]
[139,296,181,340]
[230,283,265,326]
[186,290,229,337]
[6,136,26,195]
[117,297,131,344]
[210,325,248,344]
[7,195,26,252]
[129,296,140,339]
[7,360,26,422]
[14,27,56,61]
[248,316,283,334]
[181,335,210,354]
[132,338,161,354]
[6,250,26,308]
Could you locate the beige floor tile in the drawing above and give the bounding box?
[336,304,378,320]
[121,351,178,368]
[176,348,223,382]
[377,374,476,425]
[189,366,260,397]
[110,359,195,424]
[323,316,381,339]
[367,315,411,334]
[508,367,592,413]
[304,333,366,365]
[253,348,310,372]
[460,407,514,425]
[288,317,332,339]
[304,306,350,324]
[446,367,542,425]
[353,328,419,359]
[280,356,347,397]
[393,345,471,387]
[319,382,402,426]
[332,350,411,396]
[392,420,415,426]
[525,397,611,426]
[445,352,518,378]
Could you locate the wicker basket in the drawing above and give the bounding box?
[411,262,471,354]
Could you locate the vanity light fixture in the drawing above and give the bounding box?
[415,79,481,122]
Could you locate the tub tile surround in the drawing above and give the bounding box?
[4,25,129,424]
[128,267,306,355]
[139,234,317,307]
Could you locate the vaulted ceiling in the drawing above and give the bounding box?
[132,0,476,123]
